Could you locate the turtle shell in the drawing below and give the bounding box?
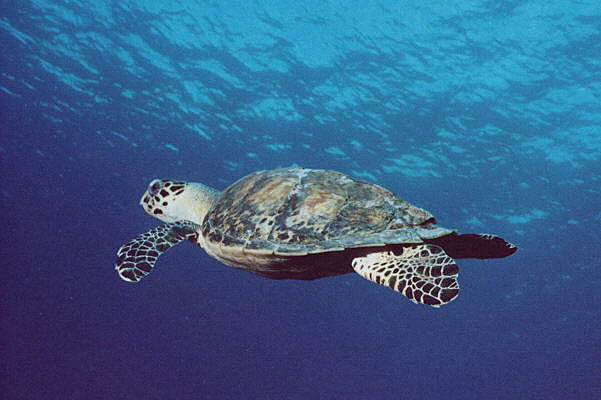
[201,168,452,255]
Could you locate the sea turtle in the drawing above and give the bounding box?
[116,168,516,307]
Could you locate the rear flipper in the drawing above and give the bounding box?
[427,233,517,259]
[351,244,460,307]
[115,221,199,282]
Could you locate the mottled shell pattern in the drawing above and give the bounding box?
[201,168,452,255]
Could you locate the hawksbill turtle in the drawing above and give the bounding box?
[116,168,516,307]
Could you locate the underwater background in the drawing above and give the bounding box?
[2,1,600,399]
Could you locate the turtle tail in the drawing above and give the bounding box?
[426,233,517,259]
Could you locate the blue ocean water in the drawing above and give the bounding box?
[2,1,600,398]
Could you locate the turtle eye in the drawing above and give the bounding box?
[148,180,163,196]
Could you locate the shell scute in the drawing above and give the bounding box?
[203,168,447,252]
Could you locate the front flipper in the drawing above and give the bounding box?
[351,244,460,307]
[115,221,200,282]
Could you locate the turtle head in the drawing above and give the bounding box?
[140,179,220,225]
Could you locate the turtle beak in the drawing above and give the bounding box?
[139,191,151,212]
[139,179,160,211]
[139,179,163,207]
